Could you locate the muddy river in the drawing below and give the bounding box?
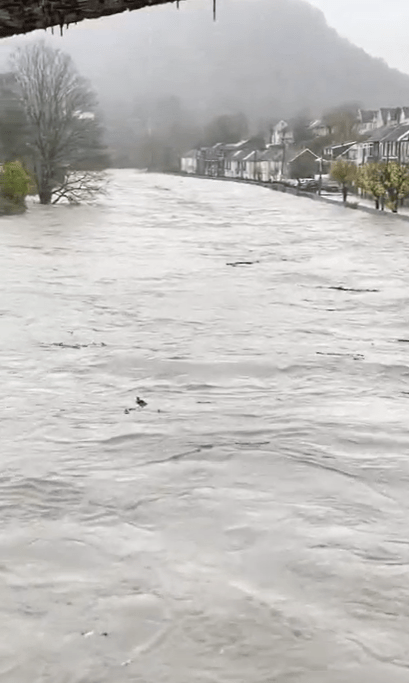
[1,170,409,682]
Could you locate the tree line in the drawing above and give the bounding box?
[0,41,107,211]
[331,159,409,213]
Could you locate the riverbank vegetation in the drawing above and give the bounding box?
[330,159,409,214]
[0,161,32,214]
[330,160,357,203]
[0,41,108,211]
[357,162,409,213]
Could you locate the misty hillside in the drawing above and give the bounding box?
[16,0,409,122]
[1,0,408,167]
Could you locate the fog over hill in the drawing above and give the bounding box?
[1,0,408,166]
[1,0,409,120]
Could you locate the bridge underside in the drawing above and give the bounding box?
[0,0,180,39]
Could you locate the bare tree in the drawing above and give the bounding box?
[52,169,107,205]
[11,41,107,205]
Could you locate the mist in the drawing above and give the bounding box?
[1,0,409,168]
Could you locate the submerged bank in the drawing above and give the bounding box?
[170,172,409,222]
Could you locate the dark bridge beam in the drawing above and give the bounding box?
[0,0,180,39]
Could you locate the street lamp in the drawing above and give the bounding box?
[316,157,323,195]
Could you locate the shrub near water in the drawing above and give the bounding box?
[0,161,32,214]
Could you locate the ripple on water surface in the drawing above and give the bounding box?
[1,171,409,682]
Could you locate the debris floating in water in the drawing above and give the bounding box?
[226,260,260,267]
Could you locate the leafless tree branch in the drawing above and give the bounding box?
[11,41,107,204]
[51,169,107,205]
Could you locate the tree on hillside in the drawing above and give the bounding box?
[0,74,31,162]
[357,163,386,210]
[10,42,107,205]
[291,112,315,146]
[201,113,249,146]
[330,159,357,202]
[323,104,359,144]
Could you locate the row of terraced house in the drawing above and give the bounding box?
[325,107,409,166]
[180,133,322,183]
[181,107,409,183]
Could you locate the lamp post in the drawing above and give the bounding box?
[316,157,323,195]
[281,133,286,179]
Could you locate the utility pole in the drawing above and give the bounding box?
[317,157,323,195]
[281,133,286,179]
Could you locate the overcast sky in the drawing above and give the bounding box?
[0,0,408,80]
[308,0,409,73]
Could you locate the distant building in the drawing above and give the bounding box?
[362,123,409,164]
[242,150,264,182]
[196,142,227,177]
[357,109,378,136]
[270,120,294,146]
[378,107,400,128]
[74,110,96,120]
[356,107,409,136]
[225,148,249,179]
[399,107,409,125]
[180,149,198,174]
[308,119,332,138]
[257,146,285,182]
[324,141,360,163]
[198,138,265,178]
[288,148,319,179]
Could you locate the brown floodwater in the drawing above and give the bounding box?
[1,170,409,682]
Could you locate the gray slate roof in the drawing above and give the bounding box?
[366,124,409,143]
[182,149,198,159]
[380,108,400,125]
[288,148,319,163]
[359,109,377,124]
[258,146,284,161]
[365,125,394,143]
[379,123,409,142]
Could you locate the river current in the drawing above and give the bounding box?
[1,170,409,682]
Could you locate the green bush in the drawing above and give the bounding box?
[0,161,32,213]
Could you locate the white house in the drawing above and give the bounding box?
[271,120,294,146]
[377,108,400,128]
[242,150,263,181]
[399,107,409,125]
[225,149,249,179]
[357,110,378,136]
[358,107,409,135]
[257,146,285,182]
[180,150,198,174]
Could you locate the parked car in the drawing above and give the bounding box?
[298,178,319,192]
[321,181,341,193]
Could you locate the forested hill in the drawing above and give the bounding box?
[38,0,409,121]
